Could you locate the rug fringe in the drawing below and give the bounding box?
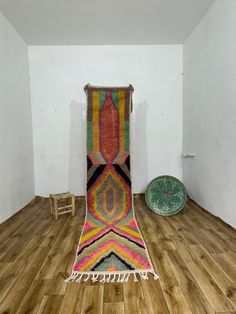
[65,269,159,284]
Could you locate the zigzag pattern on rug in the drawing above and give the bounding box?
[66,84,159,284]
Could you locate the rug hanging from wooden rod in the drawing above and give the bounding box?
[66,84,159,284]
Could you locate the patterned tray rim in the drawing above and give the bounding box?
[145,175,188,216]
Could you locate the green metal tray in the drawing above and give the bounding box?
[145,175,187,216]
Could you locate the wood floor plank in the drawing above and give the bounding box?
[162,283,192,314]
[135,209,159,243]
[211,252,236,284]
[141,277,170,314]
[103,302,125,314]
[36,217,72,280]
[172,214,199,245]
[136,204,176,251]
[150,222,176,250]
[123,280,148,314]
[37,252,63,280]
[103,283,124,303]
[37,295,63,314]
[38,215,69,247]
[53,229,81,279]
[225,250,236,265]
[172,237,234,312]
[16,279,50,314]
[204,229,236,253]
[80,285,104,314]
[0,196,235,313]
[185,208,236,253]
[165,249,215,314]
[58,281,86,314]
[0,198,41,242]
[156,215,177,237]
[190,244,236,308]
[177,210,223,253]
[148,244,192,313]
[47,272,68,296]
[0,246,49,313]
[0,262,12,279]
[0,212,46,262]
[0,260,25,304]
[215,312,236,314]
[188,201,236,239]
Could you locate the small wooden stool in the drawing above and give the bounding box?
[50,192,75,220]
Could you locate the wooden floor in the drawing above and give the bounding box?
[0,196,236,314]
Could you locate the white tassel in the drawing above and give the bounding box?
[84,274,90,282]
[66,271,158,284]
[124,273,130,282]
[65,273,74,283]
[74,273,80,280]
[150,270,159,280]
[66,272,80,282]
[106,274,111,283]
[100,274,106,283]
[92,274,99,282]
[139,272,145,280]
[71,273,77,280]
[140,272,147,280]
[111,274,116,283]
[120,273,126,282]
[117,274,121,282]
[76,274,83,283]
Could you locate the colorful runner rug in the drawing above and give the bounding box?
[66,84,158,284]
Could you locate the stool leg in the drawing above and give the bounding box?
[50,196,53,215]
[72,196,75,217]
[55,198,58,220]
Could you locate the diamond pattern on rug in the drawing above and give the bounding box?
[66,85,158,284]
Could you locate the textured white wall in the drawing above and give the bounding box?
[183,0,236,228]
[29,45,183,196]
[0,12,34,223]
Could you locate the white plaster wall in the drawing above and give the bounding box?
[183,0,236,228]
[0,12,34,223]
[29,45,183,196]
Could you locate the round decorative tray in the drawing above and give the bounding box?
[145,175,187,216]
